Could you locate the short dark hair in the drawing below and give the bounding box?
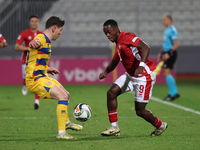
[29,15,39,21]
[45,16,65,29]
[103,19,118,27]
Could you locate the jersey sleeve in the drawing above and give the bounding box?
[0,33,5,42]
[171,29,178,41]
[16,31,25,45]
[130,36,142,47]
[113,50,119,60]
[34,34,45,48]
[125,33,142,47]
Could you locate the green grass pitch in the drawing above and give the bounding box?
[0,81,200,150]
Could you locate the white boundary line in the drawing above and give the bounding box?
[151,96,200,115]
[129,92,200,115]
[0,117,49,119]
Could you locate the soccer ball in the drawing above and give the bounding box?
[73,103,92,122]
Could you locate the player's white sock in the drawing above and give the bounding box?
[66,121,70,125]
[58,130,65,134]
[34,99,39,105]
[111,122,118,127]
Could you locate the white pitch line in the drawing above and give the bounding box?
[151,96,200,115]
[0,117,49,119]
[129,92,200,115]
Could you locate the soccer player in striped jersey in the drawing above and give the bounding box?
[99,19,168,136]
[15,15,43,109]
[0,33,7,48]
[27,16,82,139]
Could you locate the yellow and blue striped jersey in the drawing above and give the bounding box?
[25,33,51,81]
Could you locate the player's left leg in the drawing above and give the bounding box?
[50,85,76,139]
[34,94,40,109]
[51,80,82,131]
[134,72,167,136]
[135,102,168,136]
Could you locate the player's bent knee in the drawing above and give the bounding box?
[107,89,117,99]
[50,85,69,100]
[136,110,144,117]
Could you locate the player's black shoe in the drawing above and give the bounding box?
[163,94,180,101]
[34,103,39,109]
[34,99,40,109]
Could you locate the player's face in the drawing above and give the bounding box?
[162,15,170,27]
[52,26,63,41]
[103,25,119,43]
[29,17,39,30]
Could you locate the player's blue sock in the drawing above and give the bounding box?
[166,75,178,97]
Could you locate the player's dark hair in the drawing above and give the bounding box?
[103,19,118,27]
[45,16,65,29]
[29,15,39,21]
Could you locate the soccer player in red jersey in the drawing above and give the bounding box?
[99,19,168,136]
[0,33,7,48]
[15,15,43,109]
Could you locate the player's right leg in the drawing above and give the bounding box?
[101,73,131,136]
[133,72,168,136]
[21,64,28,95]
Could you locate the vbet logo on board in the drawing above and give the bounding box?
[49,59,109,83]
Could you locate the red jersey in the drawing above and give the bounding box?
[113,31,156,77]
[16,29,43,64]
[0,33,5,42]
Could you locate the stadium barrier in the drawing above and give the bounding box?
[0,57,167,85]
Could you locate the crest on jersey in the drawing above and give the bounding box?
[46,80,52,86]
[28,36,32,40]
[35,38,40,41]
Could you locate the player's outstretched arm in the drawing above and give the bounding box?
[134,40,150,77]
[29,40,41,49]
[99,58,119,80]
[0,40,7,48]
[15,43,29,51]
[47,67,60,76]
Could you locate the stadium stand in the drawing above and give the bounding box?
[37,0,200,47]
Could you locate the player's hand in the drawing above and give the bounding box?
[29,40,41,48]
[162,53,170,61]
[99,72,107,80]
[157,53,162,62]
[134,66,144,77]
[47,67,60,75]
